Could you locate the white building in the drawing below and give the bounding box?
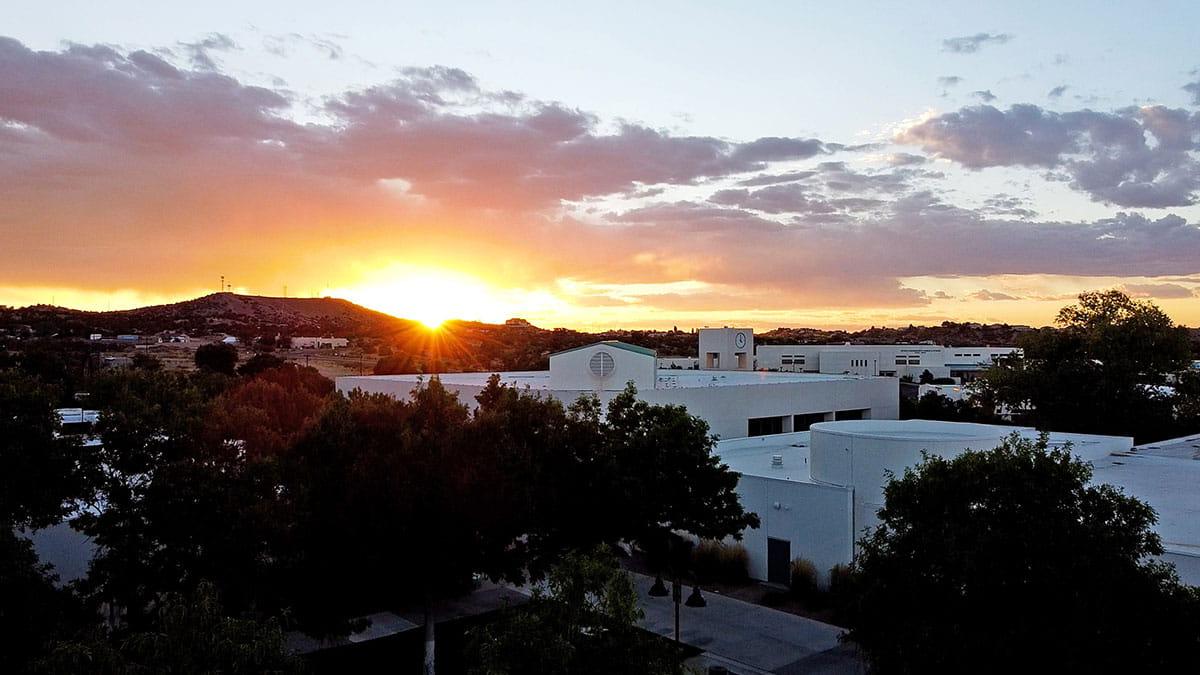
[291,336,350,349]
[336,340,898,440]
[755,344,1019,380]
[716,420,1142,586]
[699,328,754,371]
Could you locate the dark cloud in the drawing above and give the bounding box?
[180,33,237,70]
[971,90,997,102]
[942,33,1013,54]
[938,75,963,87]
[1186,74,1200,105]
[263,33,344,60]
[736,170,816,187]
[969,290,1020,301]
[982,194,1036,219]
[886,153,927,167]
[898,103,1200,207]
[1048,84,1068,99]
[1121,283,1196,299]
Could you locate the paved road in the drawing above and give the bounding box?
[631,573,866,674]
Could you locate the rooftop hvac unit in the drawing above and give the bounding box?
[771,454,784,467]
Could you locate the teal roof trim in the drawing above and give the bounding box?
[549,340,657,359]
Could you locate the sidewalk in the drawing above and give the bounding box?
[630,573,866,674]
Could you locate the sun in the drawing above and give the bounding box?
[332,266,508,327]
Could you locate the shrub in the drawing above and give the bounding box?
[692,540,749,584]
[789,557,819,601]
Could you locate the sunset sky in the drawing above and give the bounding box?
[3,1,1200,330]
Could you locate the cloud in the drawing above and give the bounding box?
[1120,282,1197,299]
[897,103,1200,207]
[971,90,997,102]
[938,75,963,87]
[1048,84,1068,99]
[180,33,237,70]
[263,33,344,60]
[942,33,1013,54]
[1186,75,1200,105]
[0,36,1198,320]
[969,290,1021,301]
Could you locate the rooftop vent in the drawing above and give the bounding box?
[771,454,784,467]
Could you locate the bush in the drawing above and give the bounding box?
[789,557,818,601]
[692,540,749,584]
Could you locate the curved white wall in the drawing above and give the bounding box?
[809,420,1026,536]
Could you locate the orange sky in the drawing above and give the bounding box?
[1,35,1198,331]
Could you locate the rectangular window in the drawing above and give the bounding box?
[793,412,827,431]
[895,357,907,365]
[748,416,785,437]
[835,409,867,421]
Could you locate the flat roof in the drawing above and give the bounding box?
[339,369,872,391]
[716,426,1194,557]
[809,419,1028,443]
[716,432,822,485]
[1093,450,1200,556]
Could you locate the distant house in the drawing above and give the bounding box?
[88,333,102,341]
[116,334,139,342]
[221,335,240,345]
[291,336,349,349]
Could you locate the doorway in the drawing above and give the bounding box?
[767,537,791,585]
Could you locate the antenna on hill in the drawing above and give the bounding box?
[220,275,224,294]
[283,285,288,298]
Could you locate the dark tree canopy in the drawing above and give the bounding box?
[194,342,238,375]
[976,290,1194,442]
[466,546,686,675]
[849,433,1200,674]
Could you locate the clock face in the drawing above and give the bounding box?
[735,332,747,349]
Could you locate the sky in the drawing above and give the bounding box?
[3,1,1200,330]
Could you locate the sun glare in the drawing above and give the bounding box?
[331,266,513,327]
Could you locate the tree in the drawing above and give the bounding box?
[848,433,1200,674]
[466,546,686,675]
[0,372,93,529]
[975,290,1192,442]
[130,352,161,372]
[0,373,95,672]
[917,369,934,385]
[72,370,224,625]
[38,581,298,674]
[899,391,995,423]
[282,380,498,674]
[237,352,286,377]
[194,343,238,375]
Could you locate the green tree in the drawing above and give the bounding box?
[899,391,995,423]
[0,373,95,672]
[72,371,225,625]
[282,380,496,674]
[194,343,238,375]
[237,352,286,377]
[467,547,685,675]
[848,433,1200,674]
[38,581,298,674]
[976,290,1192,442]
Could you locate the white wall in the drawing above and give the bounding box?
[548,344,657,391]
[734,474,853,587]
[336,374,899,441]
[698,328,753,370]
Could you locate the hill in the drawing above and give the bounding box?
[0,293,415,340]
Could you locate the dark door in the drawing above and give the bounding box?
[767,537,791,585]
